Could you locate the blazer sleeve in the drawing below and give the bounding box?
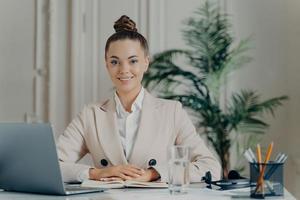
[174,102,222,181]
[57,106,91,183]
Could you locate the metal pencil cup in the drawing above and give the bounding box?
[250,162,284,199]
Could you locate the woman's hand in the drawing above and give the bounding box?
[131,168,160,182]
[89,164,145,181]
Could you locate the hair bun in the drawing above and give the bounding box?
[114,15,137,32]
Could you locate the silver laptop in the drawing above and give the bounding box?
[0,123,105,195]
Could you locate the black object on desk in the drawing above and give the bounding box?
[202,170,250,190]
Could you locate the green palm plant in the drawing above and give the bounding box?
[143,1,288,178]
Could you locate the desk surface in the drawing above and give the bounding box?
[0,187,296,200]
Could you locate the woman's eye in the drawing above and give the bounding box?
[130,59,138,64]
[110,60,118,65]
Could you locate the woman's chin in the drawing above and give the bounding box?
[116,84,141,94]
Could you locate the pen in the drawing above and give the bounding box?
[264,154,288,180]
[275,152,282,162]
[264,142,274,164]
[256,144,262,171]
[244,150,254,163]
[248,148,257,163]
[255,142,274,195]
[281,155,288,163]
[256,144,263,194]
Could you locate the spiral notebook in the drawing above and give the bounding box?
[81,180,168,189]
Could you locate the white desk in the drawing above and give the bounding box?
[0,187,296,200]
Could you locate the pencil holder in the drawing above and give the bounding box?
[250,162,284,199]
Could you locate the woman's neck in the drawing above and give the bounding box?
[116,86,142,112]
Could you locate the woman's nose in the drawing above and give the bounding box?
[119,62,130,73]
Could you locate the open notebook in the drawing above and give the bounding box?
[81,180,168,189]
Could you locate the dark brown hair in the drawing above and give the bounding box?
[105,15,149,57]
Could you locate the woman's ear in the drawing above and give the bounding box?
[144,55,150,72]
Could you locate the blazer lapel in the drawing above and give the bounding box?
[129,91,160,166]
[95,97,127,165]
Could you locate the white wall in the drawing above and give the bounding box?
[0,0,35,122]
[226,0,288,168]
[285,0,300,197]
[227,1,300,197]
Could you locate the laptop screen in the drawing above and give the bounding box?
[0,123,66,195]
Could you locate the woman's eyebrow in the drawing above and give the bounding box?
[110,56,119,59]
[128,55,138,59]
[109,55,138,59]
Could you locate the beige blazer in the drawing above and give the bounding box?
[57,90,221,183]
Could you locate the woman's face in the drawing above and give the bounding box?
[105,39,149,95]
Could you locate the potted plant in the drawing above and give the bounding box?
[143,1,288,178]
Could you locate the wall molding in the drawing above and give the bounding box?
[147,0,165,55]
[33,0,50,122]
[70,0,84,117]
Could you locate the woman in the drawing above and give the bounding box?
[57,15,221,183]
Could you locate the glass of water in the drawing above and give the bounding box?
[168,145,190,194]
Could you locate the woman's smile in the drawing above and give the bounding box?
[118,76,134,81]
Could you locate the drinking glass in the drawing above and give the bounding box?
[168,145,190,194]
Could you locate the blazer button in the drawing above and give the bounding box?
[148,159,157,166]
[100,159,108,167]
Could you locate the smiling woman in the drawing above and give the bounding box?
[0,0,299,197]
[57,15,221,184]
[104,16,150,112]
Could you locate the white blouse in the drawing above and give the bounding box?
[114,87,144,159]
